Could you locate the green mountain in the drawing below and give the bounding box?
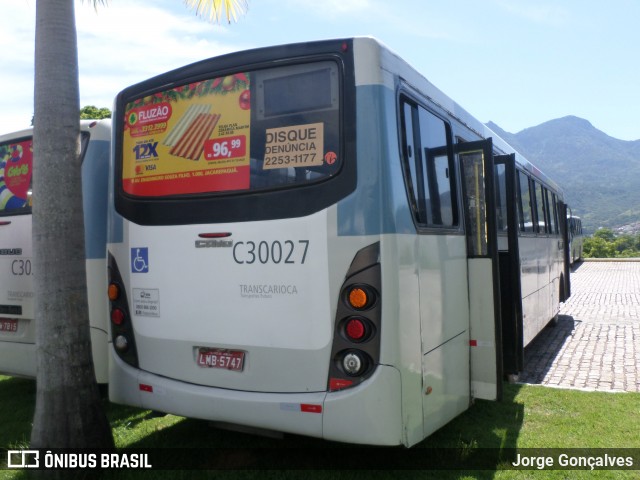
[487,116,640,233]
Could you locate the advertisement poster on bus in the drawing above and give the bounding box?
[122,73,251,197]
[0,139,33,211]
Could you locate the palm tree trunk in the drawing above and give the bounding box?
[31,0,113,449]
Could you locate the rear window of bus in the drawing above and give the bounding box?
[120,61,342,198]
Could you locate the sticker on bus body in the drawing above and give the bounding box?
[131,247,149,273]
[263,123,324,170]
[132,288,160,317]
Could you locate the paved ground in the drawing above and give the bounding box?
[518,260,640,392]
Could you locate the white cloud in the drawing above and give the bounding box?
[0,0,250,133]
[0,2,37,131]
[75,1,249,106]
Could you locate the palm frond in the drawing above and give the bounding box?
[79,0,109,12]
[184,0,249,24]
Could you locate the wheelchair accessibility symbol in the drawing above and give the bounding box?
[131,248,149,273]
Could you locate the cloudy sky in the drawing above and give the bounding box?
[2,0,639,140]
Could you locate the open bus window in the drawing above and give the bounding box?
[460,150,488,256]
[119,61,341,199]
[0,138,33,215]
[534,181,547,234]
[495,163,508,232]
[400,98,457,228]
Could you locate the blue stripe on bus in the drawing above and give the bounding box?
[82,140,110,259]
[108,206,124,246]
[338,85,415,236]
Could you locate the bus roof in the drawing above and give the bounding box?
[0,119,112,142]
[352,36,562,196]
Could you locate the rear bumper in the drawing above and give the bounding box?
[0,328,107,382]
[0,341,35,378]
[109,350,404,446]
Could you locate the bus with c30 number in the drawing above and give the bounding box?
[106,37,570,447]
[0,120,111,383]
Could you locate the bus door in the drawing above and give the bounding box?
[457,139,502,401]
[494,154,524,376]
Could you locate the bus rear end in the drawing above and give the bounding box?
[0,130,35,377]
[0,121,111,382]
[107,39,404,445]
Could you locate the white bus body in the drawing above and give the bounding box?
[0,120,111,382]
[107,38,568,446]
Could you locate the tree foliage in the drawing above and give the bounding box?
[593,228,615,242]
[80,105,111,119]
[583,228,640,258]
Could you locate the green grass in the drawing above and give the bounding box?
[1,376,639,479]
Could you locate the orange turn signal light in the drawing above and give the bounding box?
[108,283,120,301]
[348,287,369,309]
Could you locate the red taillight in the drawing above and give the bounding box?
[328,243,381,393]
[329,377,354,391]
[109,255,139,367]
[345,318,366,341]
[111,308,125,326]
[198,232,232,238]
[300,404,322,414]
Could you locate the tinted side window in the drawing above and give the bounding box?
[495,164,508,232]
[547,190,558,235]
[534,181,546,234]
[400,99,457,228]
[402,103,423,222]
[517,171,533,233]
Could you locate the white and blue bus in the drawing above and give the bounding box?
[106,38,569,446]
[0,120,111,383]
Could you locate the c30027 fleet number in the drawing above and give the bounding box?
[232,240,309,265]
